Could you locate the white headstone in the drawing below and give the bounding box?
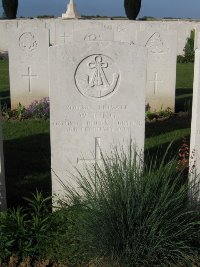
[54,20,177,111]
[62,0,81,20]
[49,41,147,198]
[0,111,6,211]
[190,49,200,178]
[0,20,18,52]
[7,25,50,108]
[137,29,177,111]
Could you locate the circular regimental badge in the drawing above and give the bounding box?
[75,54,120,99]
[19,32,37,52]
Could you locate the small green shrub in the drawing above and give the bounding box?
[145,107,173,121]
[177,55,185,64]
[184,30,195,63]
[157,106,173,118]
[0,148,199,266]
[177,30,195,64]
[1,98,49,120]
[63,145,200,267]
[0,191,51,262]
[145,110,157,120]
[24,97,49,119]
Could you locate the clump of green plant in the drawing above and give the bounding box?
[157,106,173,118]
[24,97,49,120]
[177,30,195,63]
[1,102,26,121]
[145,107,173,121]
[0,191,51,262]
[145,110,158,120]
[1,98,49,121]
[63,145,200,267]
[0,191,89,266]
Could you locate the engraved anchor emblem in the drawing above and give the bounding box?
[75,54,120,99]
[87,55,119,95]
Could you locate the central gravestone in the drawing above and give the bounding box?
[49,41,147,197]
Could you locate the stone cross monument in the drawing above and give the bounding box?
[62,0,81,19]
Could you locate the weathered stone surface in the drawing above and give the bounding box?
[0,19,198,54]
[190,49,200,178]
[49,41,147,197]
[7,24,50,108]
[0,111,6,211]
[137,29,177,111]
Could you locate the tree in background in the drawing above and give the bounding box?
[124,0,141,20]
[2,0,18,19]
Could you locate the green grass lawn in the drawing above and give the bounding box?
[176,63,194,113]
[0,59,10,106]
[0,59,194,207]
[3,120,51,207]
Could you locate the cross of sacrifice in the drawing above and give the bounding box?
[21,67,38,93]
[149,72,163,96]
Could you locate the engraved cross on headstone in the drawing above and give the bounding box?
[60,32,70,44]
[149,72,163,96]
[77,137,102,165]
[22,67,38,93]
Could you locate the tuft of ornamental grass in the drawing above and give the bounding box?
[62,145,200,267]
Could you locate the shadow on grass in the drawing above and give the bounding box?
[0,90,11,108]
[145,115,191,139]
[3,133,51,208]
[175,87,193,113]
[145,135,190,168]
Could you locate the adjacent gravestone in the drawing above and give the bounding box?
[0,111,6,211]
[189,49,200,178]
[0,20,16,52]
[137,29,177,111]
[7,24,50,108]
[49,41,147,198]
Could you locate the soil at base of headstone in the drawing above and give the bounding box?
[0,51,8,60]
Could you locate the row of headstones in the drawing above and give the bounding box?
[190,35,200,179]
[49,33,200,198]
[7,20,177,112]
[0,19,198,55]
[0,20,200,208]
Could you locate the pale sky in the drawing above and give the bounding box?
[1,0,200,19]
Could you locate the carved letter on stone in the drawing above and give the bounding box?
[84,34,97,41]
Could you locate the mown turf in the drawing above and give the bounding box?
[0,58,10,106]
[3,119,51,207]
[176,63,194,112]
